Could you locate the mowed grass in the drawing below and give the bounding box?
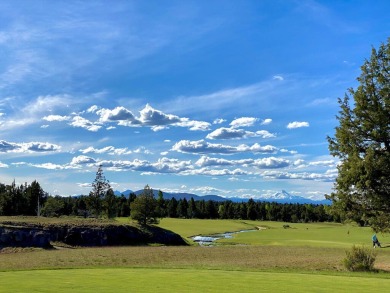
[1,268,390,293]
[216,221,388,248]
[2,218,390,292]
[156,218,259,239]
[155,218,390,248]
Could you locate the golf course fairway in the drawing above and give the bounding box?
[1,268,389,293]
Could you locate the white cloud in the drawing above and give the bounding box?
[206,127,247,140]
[273,75,284,81]
[253,157,290,169]
[195,156,289,169]
[78,183,92,188]
[255,130,276,138]
[213,118,226,124]
[29,163,67,170]
[230,117,258,128]
[98,106,137,123]
[151,125,168,132]
[43,115,71,122]
[0,161,8,168]
[139,104,181,126]
[261,118,272,125]
[183,167,249,176]
[195,156,253,167]
[206,127,275,140]
[70,116,102,132]
[172,140,277,155]
[176,119,211,131]
[70,155,96,165]
[287,121,309,129]
[0,140,61,153]
[25,95,71,115]
[87,105,100,113]
[262,170,337,181]
[308,160,336,167]
[79,146,146,156]
[95,104,210,131]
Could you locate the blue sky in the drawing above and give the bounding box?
[0,0,389,199]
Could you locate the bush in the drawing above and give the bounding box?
[343,245,377,271]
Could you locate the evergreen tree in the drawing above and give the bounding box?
[167,197,178,218]
[327,39,390,232]
[103,188,117,218]
[26,180,47,216]
[247,198,257,220]
[187,197,198,218]
[88,165,111,218]
[130,185,159,226]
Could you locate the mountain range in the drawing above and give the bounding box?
[114,189,331,205]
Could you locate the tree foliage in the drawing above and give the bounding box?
[327,39,390,232]
[88,165,112,218]
[130,185,159,226]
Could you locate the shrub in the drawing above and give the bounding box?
[343,245,377,271]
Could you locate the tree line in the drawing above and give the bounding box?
[0,178,336,224]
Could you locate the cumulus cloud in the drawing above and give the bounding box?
[206,127,247,140]
[230,117,258,128]
[176,118,210,131]
[139,104,181,126]
[70,155,96,165]
[98,106,137,123]
[97,157,193,174]
[253,157,290,169]
[94,104,210,131]
[87,105,100,113]
[206,127,275,140]
[195,156,253,167]
[287,121,309,129]
[171,140,277,155]
[0,140,61,153]
[70,116,102,132]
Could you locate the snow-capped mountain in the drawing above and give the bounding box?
[114,189,331,205]
[259,190,330,204]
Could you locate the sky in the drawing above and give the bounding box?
[0,0,389,200]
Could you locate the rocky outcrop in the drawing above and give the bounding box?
[0,226,51,248]
[0,222,187,248]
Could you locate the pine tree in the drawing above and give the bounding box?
[130,185,159,226]
[327,39,390,232]
[88,165,111,218]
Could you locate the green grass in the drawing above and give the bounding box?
[2,218,390,292]
[156,218,390,248]
[216,221,387,248]
[1,268,390,293]
[156,218,258,238]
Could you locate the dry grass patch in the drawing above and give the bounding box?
[0,245,350,272]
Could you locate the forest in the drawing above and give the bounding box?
[0,179,336,223]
